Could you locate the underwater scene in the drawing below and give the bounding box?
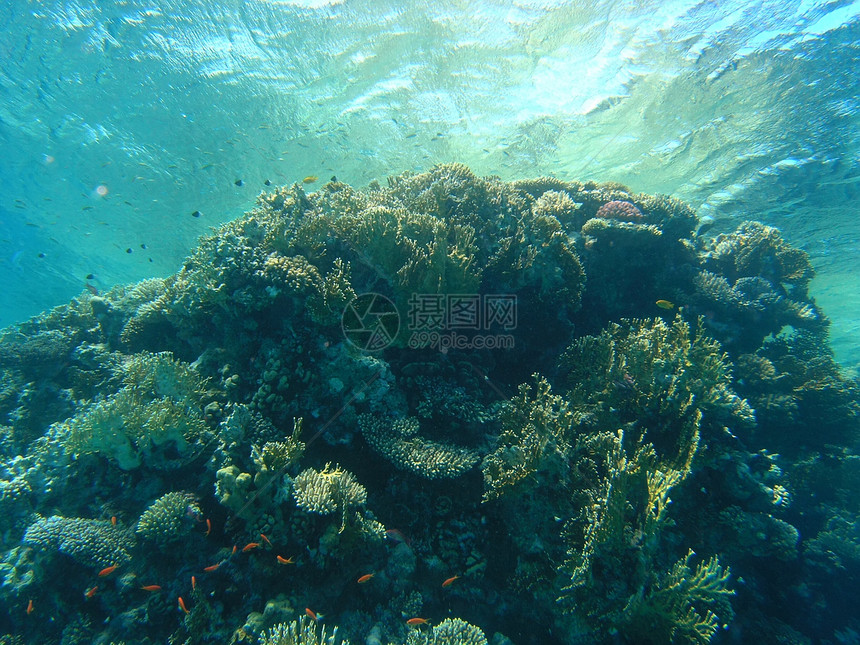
[1,2,858,645]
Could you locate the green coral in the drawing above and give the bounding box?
[259,614,348,645]
[620,550,734,644]
[481,375,578,500]
[359,414,479,479]
[135,491,200,547]
[59,351,211,469]
[23,515,132,569]
[559,316,754,451]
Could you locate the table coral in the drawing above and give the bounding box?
[359,414,479,480]
[23,515,132,569]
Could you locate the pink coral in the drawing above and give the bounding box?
[595,200,643,222]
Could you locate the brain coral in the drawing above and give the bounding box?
[595,200,644,221]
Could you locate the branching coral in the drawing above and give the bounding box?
[359,414,479,480]
[292,463,367,516]
[59,351,211,469]
[404,617,488,645]
[259,614,348,645]
[620,550,734,644]
[481,375,578,501]
[702,221,814,295]
[559,316,753,461]
[136,491,201,547]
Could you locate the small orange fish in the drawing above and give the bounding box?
[260,533,273,547]
[85,586,99,599]
[205,518,211,536]
[441,575,460,588]
[231,545,238,555]
[305,607,319,622]
[242,542,260,552]
[140,585,162,592]
[302,175,318,184]
[26,599,33,615]
[110,516,117,526]
[191,575,197,591]
[276,555,295,565]
[406,617,429,626]
[178,596,190,614]
[98,564,118,577]
[357,573,375,584]
[203,563,221,572]
[655,299,675,310]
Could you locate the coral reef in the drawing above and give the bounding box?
[0,165,854,644]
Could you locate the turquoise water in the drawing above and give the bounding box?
[0,1,858,644]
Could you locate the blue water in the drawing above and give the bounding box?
[0,1,858,643]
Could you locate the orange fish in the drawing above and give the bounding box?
[178,596,190,614]
[276,555,295,565]
[302,175,318,184]
[191,575,197,591]
[26,599,33,615]
[140,585,162,592]
[205,518,211,536]
[110,516,117,526]
[406,617,429,626]
[260,533,273,547]
[203,563,221,572]
[655,299,675,310]
[85,586,99,599]
[98,565,118,577]
[231,545,238,555]
[242,542,260,552]
[442,575,460,588]
[357,573,375,584]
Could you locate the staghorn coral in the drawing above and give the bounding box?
[136,491,201,547]
[359,414,479,480]
[404,617,488,645]
[259,614,348,645]
[23,515,132,569]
